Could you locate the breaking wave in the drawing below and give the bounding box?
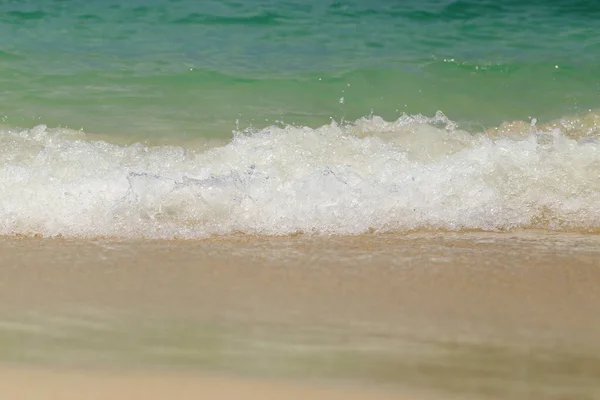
[1,112,599,238]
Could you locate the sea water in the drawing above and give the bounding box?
[1,0,599,238]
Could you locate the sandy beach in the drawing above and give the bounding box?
[0,367,407,400]
[1,232,600,399]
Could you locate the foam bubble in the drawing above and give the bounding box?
[1,114,599,238]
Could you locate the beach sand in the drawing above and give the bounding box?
[0,232,599,399]
[0,367,405,400]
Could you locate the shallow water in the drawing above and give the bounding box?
[2,0,600,136]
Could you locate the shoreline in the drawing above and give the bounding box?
[1,231,599,399]
[0,366,410,400]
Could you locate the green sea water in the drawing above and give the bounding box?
[2,0,600,140]
[2,0,600,238]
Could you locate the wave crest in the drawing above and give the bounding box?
[1,113,599,238]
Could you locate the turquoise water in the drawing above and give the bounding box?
[1,0,600,237]
[2,0,600,138]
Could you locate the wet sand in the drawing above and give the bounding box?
[0,367,404,400]
[1,232,599,399]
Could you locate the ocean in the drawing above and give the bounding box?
[1,0,599,238]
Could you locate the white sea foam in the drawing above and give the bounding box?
[1,114,599,238]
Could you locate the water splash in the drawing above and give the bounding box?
[1,113,599,238]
